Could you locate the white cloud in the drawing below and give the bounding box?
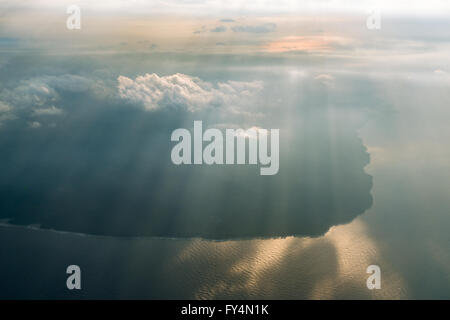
[118,73,263,112]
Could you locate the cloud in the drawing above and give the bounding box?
[219,19,235,23]
[232,23,276,33]
[193,26,207,34]
[434,69,447,75]
[0,80,58,109]
[314,74,335,86]
[6,0,448,17]
[210,26,227,33]
[33,106,64,116]
[264,36,352,53]
[0,74,92,126]
[315,74,334,80]
[0,101,11,113]
[28,121,41,129]
[117,73,263,112]
[41,75,93,92]
[1,74,91,108]
[0,101,14,126]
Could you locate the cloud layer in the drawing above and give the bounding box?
[232,23,276,33]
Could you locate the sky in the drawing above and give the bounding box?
[1,0,449,239]
[0,0,450,298]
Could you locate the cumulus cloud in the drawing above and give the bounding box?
[1,80,57,109]
[117,73,263,112]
